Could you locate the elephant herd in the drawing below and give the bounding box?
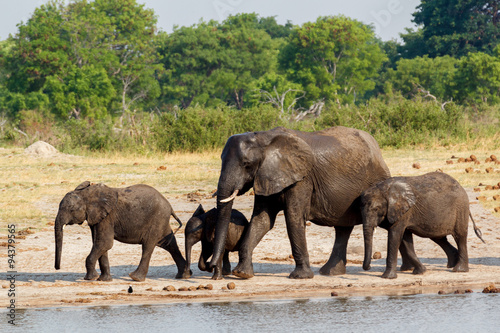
[54,126,485,282]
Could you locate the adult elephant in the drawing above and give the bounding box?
[209,126,391,279]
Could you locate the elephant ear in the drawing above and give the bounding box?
[193,204,205,217]
[75,181,91,191]
[86,184,118,226]
[254,132,314,196]
[387,181,416,224]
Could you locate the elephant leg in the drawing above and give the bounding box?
[431,236,459,268]
[399,231,426,275]
[159,234,188,279]
[233,195,280,279]
[222,250,231,276]
[129,242,156,282]
[382,223,406,279]
[452,231,469,272]
[211,252,225,280]
[283,184,314,279]
[319,226,353,276]
[85,224,113,281]
[97,252,112,281]
[198,241,213,273]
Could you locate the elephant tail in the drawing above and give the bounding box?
[171,211,183,235]
[158,212,183,248]
[469,212,486,244]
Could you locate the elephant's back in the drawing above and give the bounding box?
[409,172,469,211]
[297,127,391,225]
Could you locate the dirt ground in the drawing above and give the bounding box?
[2,187,499,309]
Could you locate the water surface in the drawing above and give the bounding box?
[4,292,499,332]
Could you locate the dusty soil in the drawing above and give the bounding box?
[2,189,499,309]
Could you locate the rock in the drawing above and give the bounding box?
[493,195,500,201]
[372,251,382,259]
[331,291,339,297]
[446,160,454,165]
[178,287,188,291]
[470,155,477,161]
[412,163,421,169]
[227,282,236,290]
[477,196,487,202]
[163,285,176,291]
[466,168,474,174]
[491,154,498,161]
[494,207,500,213]
[458,158,466,163]
[205,284,213,290]
[25,141,58,157]
[188,286,197,291]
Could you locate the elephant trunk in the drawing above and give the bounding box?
[363,225,374,271]
[209,193,234,270]
[54,215,64,270]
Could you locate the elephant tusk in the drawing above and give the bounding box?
[219,190,239,203]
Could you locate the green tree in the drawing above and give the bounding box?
[158,13,277,109]
[385,55,458,101]
[279,16,386,105]
[4,0,160,119]
[406,0,500,57]
[452,49,500,104]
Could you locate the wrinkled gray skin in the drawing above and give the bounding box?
[210,126,396,279]
[361,172,485,279]
[182,204,248,280]
[54,181,189,282]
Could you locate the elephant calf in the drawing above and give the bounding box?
[360,172,485,279]
[182,204,248,280]
[54,181,189,282]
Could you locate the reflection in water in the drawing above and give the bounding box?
[4,293,499,332]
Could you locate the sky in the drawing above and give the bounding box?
[1,0,421,41]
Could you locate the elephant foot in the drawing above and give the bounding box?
[412,265,427,275]
[232,263,254,279]
[84,271,99,281]
[180,270,193,279]
[381,270,397,279]
[97,274,113,281]
[289,266,314,279]
[176,269,192,279]
[452,263,469,272]
[447,255,459,268]
[319,262,346,276]
[399,262,415,272]
[129,271,146,282]
[211,273,224,280]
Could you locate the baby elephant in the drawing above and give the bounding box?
[54,181,189,282]
[361,172,484,279]
[182,204,248,280]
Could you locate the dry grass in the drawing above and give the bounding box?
[1,145,499,232]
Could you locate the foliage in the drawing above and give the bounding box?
[452,49,500,104]
[385,55,458,100]
[158,13,277,109]
[3,0,160,119]
[279,16,387,106]
[403,0,500,57]
[315,95,468,147]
